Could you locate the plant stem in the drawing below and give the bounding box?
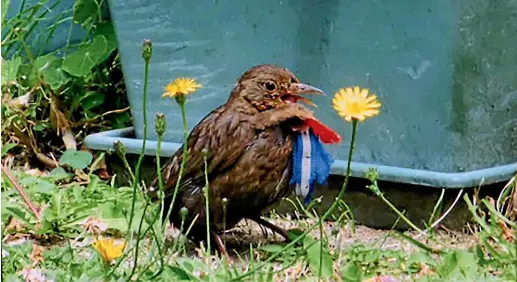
[162,102,189,228]
[121,41,151,279]
[156,133,165,220]
[230,120,358,281]
[1,165,42,221]
[126,46,150,236]
[318,217,323,280]
[376,191,423,233]
[129,199,150,278]
[203,154,211,254]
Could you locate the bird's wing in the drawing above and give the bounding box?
[157,107,254,196]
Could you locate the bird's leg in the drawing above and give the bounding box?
[210,230,232,262]
[249,216,290,241]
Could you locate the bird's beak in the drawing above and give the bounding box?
[288,83,325,96]
[281,83,325,107]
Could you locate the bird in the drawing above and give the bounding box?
[151,64,327,257]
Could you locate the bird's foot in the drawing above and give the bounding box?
[249,217,290,242]
[211,230,234,263]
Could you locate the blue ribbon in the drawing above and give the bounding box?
[290,129,334,205]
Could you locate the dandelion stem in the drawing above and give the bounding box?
[203,153,211,254]
[230,120,358,281]
[129,199,150,278]
[163,102,189,229]
[120,40,151,280]
[318,217,323,281]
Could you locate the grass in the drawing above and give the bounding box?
[1,171,515,281]
[2,0,517,281]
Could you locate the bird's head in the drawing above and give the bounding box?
[229,64,324,111]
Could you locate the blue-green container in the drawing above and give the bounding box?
[85,0,517,188]
[2,0,93,57]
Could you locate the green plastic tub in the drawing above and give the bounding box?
[84,0,517,188]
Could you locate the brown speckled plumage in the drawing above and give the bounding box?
[151,64,321,254]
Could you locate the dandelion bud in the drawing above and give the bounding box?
[180,207,188,219]
[114,140,126,159]
[222,198,228,216]
[365,168,379,182]
[155,113,166,137]
[142,39,152,62]
[201,148,210,158]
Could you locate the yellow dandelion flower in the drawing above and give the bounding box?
[92,237,126,264]
[332,86,381,122]
[162,77,201,98]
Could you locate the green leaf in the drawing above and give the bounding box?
[81,91,105,111]
[62,35,108,77]
[395,231,443,254]
[287,228,305,241]
[1,142,16,157]
[259,244,285,253]
[407,251,434,274]
[97,202,127,231]
[17,64,38,87]
[342,263,362,282]
[162,265,190,280]
[3,274,22,282]
[437,250,478,280]
[304,236,333,278]
[34,54,69,90]
[1,57,21,86]
[94,22,118,57]
[47,167,73,182]
[1,0,10,26]
[33,122,51,132]
[59,149,93,169]
[19,176,56,194]
[5,206,30,224]
[73,0,97,24]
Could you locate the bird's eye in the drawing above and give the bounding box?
[264,81,276,91]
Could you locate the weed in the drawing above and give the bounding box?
[1,0,131,169]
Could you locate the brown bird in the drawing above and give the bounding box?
[152,64,324,256]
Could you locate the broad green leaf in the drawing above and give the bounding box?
[304,236,333,278]
[1,142,16,157]
[1,56,21,86]
[33,122,51,132]
[94,22,118,57]
[162,266,190,281]
[17,64,38,87]
[47,167,73,181]
[2,274,22,282]
[62,35,108,77]
[5,206,30,223]
[259,244,285,253]
[59,149,93,169]
[287,228,305,241]
[81,91,104,111]
[73,0,97,24]
[19,176,56,194]
[97,202,127,231]
[99,217,127,231]
[110,112,131,128]
[34,54,69,90]
[437,250,478,280]
[342,263,362,282]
